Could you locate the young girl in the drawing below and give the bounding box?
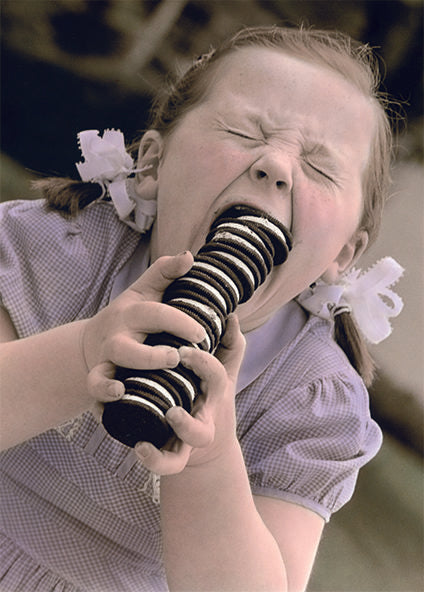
[0,25,403,592]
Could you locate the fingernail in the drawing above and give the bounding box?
[178,346,194,369]
[195,327,208,343]
[178,345,190,360]
[135,442,152,459]
[107,383,124,399]
[155,346,179,367]
[166,405,184,424]
[165,347,180,367]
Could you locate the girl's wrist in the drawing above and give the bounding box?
[77,319,91,373]
[165,436,244,483]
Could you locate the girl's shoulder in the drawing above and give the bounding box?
[0,199,140,337]
[237,315,382,521]
[270,314,376,424]
[241,313,374,431]
[0,197,137,248]
[283,314,364,387]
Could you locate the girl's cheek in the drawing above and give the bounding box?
[292,184,341,236]
[291,185,319,237]
[207,143,252,178]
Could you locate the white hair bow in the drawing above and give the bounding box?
[297,257,404,344]
[75,129,156,233]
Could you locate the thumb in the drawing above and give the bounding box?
[129,251,194,301]
[215,315,246,383]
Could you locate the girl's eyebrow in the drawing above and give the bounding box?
[218,110,263,129]
[303,141,333,158]
[216,110,346,168]
[301,138,344,166]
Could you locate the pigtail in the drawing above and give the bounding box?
[334,311,376,387]
[33,177,103,217]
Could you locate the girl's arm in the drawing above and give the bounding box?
[0,314,93,449]
[138,317,323,591]
[161,448,323,591]
[0,253,204,450]
[254,495,324,592]
[161,446,288,591]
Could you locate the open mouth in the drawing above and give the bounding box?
[209,203,293,259]
[214,197,292,232]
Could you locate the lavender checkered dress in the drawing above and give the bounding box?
[0,200,382,591]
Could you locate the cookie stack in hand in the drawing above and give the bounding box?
[102,205,292,448]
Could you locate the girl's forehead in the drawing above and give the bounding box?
[209,46,359,101]
[186,46,375,173]
[204,47,374,129]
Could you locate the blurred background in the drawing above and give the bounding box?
[1,1,423,590]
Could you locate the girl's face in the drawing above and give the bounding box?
[146,47,375,330]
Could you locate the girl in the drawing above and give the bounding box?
[0,26,403,592]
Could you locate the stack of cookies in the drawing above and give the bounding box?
[103,205,292,448]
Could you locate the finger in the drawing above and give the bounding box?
[134,439,192,475]
[106,336,181,370]
[178,346,227,392]
[87,362,125,402]
[166,406,215,449]
[124,301,206,344]
[129,252,194,300]
[91,401,104,422]
[214,314,246,382]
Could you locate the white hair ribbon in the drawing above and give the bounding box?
[75,129,156,233]
[297,257,404,344]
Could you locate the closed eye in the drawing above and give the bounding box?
[306,161,336,183]
[227,129,260,142]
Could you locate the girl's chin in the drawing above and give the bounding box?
[236,295,281,333]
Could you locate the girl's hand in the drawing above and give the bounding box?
[82,252,206,405]
[134,314,246,474]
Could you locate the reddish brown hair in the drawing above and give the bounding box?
[37,25,397,385]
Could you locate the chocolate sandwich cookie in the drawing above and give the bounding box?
[195,250,247,304]
[102,204,292,449]
[221,205,292,264]
[198,243,257,302]
[192,255,240,311]
[142,332,193,350]
[206,228,264,284]
[161,367,198,411]
[102,395,172,449]
[124,375,175,413]
[168,297,225,354]
[207,224,271,284]
[164,273,230,318]
[210,219,275,275]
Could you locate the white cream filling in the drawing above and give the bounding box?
[185,276,229,312]
[209,250,255,289]
[163,369,197,402]
[237,215,288,247]
[215,221,265,245]
[213,230,265,267]
[121,394,165,418]
[169,298,222,335]
[193,261,240,303]
[125,376,176,407]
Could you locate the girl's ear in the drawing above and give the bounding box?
[133,130,164,199]
[321,230,369,283]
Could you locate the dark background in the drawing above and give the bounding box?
[1,0,423,177]
[1,2,423,591]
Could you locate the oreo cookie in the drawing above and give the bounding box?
[102,396,172,449]
[198,243,257,302]
[102,204,292,448]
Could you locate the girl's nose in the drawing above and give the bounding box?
[249,153,293,194]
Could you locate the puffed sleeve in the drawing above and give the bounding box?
[0,199,139,338]
[237,370,383,522]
